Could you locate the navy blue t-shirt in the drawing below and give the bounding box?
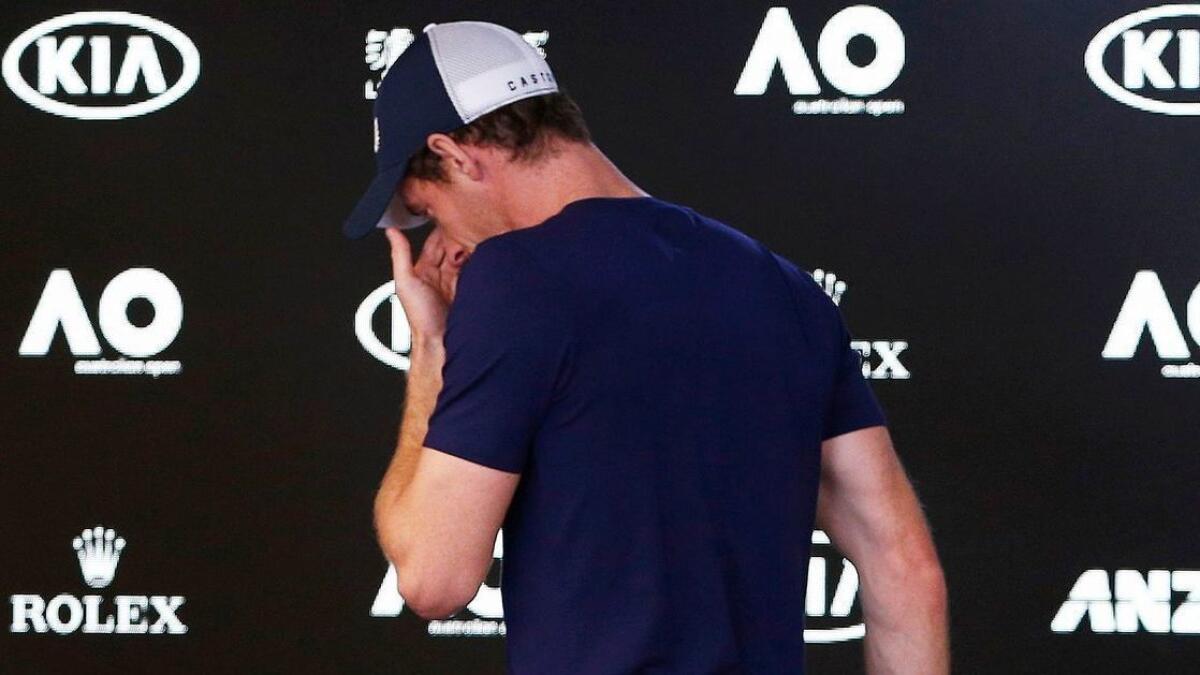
[422,195,887,674]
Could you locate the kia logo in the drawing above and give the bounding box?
[1085,4,1200,115]
[2,11,200,120]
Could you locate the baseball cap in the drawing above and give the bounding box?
[341,21,559,239]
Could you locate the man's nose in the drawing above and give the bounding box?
[443,241,471,268]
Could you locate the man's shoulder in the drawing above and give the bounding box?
[460,234,553,294]
[454,232,574,332]
[767,249,811,282]
[760,248,847,348]
[761,248,822,302]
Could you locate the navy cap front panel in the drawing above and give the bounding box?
[373,31,464,173]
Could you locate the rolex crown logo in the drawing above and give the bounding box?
[72,525,126,589]
[812,268,848,306]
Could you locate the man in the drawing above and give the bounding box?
[343,20,948,674]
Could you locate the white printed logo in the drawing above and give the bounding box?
[9,526,188,635]
[2,11,200,120]
[1086,5,1200,115]
[1052,569,1200,634]
[814,268,910,379]
[364,27,550,100]
[74,526,126,589]
[1102,270,1200,378]
[18,268,183,376]
[355,281,412,371]
[805,530,863,642]
[735,6,905,116]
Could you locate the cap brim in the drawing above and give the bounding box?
[341,164,430,239]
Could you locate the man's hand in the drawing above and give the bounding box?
[384,226,468,340]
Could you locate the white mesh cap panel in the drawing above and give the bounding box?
[427,21,558,122]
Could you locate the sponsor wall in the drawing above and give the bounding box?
[1,1,1197,672]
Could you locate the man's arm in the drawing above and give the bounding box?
[372,334,521,620]
[815,425,949,674]
[372,228,522,621]
[373,335,444,549]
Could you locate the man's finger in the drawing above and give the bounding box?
[384,227,413,278]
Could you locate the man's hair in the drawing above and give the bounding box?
[404,90,592,182]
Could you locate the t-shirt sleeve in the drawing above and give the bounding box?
[421,238,573,474]
[818,288,888,441]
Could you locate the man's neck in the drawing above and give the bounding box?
[498,141,649,231]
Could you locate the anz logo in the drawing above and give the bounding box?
[1053,569,1200,634]
[2,11,200,120]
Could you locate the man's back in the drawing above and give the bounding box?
[422,195,888,673]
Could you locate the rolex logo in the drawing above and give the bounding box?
[9,525,188,635]
[812,266,911,380]
[73,526,126,589]
[813,268,847,306]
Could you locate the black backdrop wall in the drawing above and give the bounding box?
[2,1,1198,673]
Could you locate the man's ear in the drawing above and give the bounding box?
[426,133,483,181]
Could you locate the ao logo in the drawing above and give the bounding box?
[19,269,183,359]
[2,11,200,120]
[735,5,904,97]
[1086,5,1200,114]
[1102,271,1200,369]
[355,282,413,370]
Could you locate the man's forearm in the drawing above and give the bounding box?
[373,335,446,539]
[860,553,950,674]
